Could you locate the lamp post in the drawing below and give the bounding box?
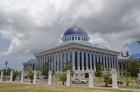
[4,61,8,82]
[121,51,130,86]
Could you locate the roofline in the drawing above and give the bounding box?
[34,42,120,56]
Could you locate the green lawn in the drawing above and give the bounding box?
[0,83,134,92]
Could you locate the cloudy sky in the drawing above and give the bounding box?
[0,0,140,70]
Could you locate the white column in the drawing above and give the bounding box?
[90,52,92,70]
[111,69,118,88]
[57,53,59,71]
[0,71,3,82]
[110,56,112,69]
[103,55,106,71]
[48,70,52,85]
[66,70,71,86]
[72,50,75,71]
[60,53,63,71]
[33,71,37,84]
[108,56,111,70]
[68,51,70,62]
[64,51,66,65]
[89,71,94,88]
[77,51,80,70]
[21,71,24,83]
[51,55,54,71]
[138,73,140,83]
[54,54,56,71]
[111,56,113,69]
[106,55,109,70]
[10,71,13,82]
[115,57,117,69]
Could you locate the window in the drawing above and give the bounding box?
[75,51,78,70]
[80,52,82,70]
[78,37,80,40]
[84,53,86,70]
[88,53,90,69]
[72,37,74,40]
[92,53,94,70]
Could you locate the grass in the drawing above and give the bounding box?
[0,83,134,92]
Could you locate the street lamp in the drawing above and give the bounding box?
[4,61,8,82]
[121,51,130,86]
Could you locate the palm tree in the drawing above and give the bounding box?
[42,61,49,79]
[103,71,111,87]
[58,61,72,85]
[58,72,66,85]
[27,70,34,83]
[12,70,21,82]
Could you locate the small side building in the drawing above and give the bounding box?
[23,59,37,71]
[118,53,140,76]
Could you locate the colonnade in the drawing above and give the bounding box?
[36,49,118,72]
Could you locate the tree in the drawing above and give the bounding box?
[64,61,72,72]
[58,61,72,85]
[3,68,11,76]
[27,70,34,83]
[103,71,111,87]
[126,60,140,77]
[12,70,21,82]
[58,72,66,85]
[96,63,103,77]
[42,61,49,79]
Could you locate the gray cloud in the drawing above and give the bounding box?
[0,0,140,55]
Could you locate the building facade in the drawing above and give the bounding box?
[23,59,36,71]
[34,25,119,74]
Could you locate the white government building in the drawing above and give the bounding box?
[34,25,119,77]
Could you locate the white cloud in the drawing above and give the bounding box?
[0,0,140,55]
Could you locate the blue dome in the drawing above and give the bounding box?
[64,25,88,36]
